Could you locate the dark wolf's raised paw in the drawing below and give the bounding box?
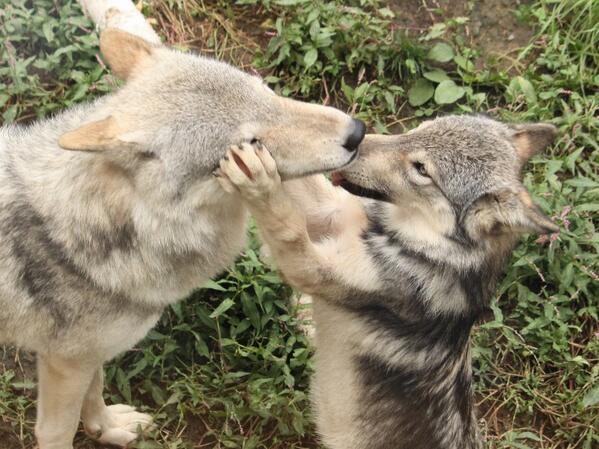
[215,142,281,200]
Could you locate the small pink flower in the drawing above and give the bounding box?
[536,235,549,244]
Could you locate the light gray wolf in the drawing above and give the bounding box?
[215,115,558,449]
[0,28,364,449]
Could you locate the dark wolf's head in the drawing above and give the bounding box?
[58,29,364,180]
[334,115,558,264]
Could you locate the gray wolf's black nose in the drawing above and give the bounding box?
[343,119,366,152]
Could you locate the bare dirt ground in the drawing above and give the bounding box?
[152,0,534,70]
[392,0,534,68]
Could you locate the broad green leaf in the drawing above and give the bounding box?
[434,80,465,104]
[209,298,235,318]
[423,69,450,83]
[583,386,599,407]
[306,8,319,23]
[427,42,454,63]
[566,147,584,173]
[11,380,36,390]
[201,279,227,291]
[116,367,131,403]
[566,177,599,188]
[42,22,54,43]
[383,90,396,113]
[424,23,447,40]
[340,77,354,103]
[515,432,542,442]
[517,77,537,103]
[3,105,17,124]
[508,76,537,104]
[241,291,261,330]
[69,83,88,102]
[303,48,318,68]
[575,203,599,212]
[408,79,434,106]
[353,82,369,101]
[454,54,474,72]
[309,20,320,40]
[378,7,395,18]
[195,337,210,358]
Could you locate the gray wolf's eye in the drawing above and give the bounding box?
[413,161,429,177]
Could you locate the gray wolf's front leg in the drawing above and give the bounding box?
[35,356,152,449]
[35,356,97,449]
[216,143,337,297]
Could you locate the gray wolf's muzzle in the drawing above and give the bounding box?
[343,119,366,152]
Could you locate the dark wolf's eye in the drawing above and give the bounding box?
[412,161,429,177]
[250,138,259,144]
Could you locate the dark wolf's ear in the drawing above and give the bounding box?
[464,189,559,238]
[511,123,558,162]
[100,29,158,80]
[58,116,140,152]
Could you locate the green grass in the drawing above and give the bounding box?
[0,0,597,448]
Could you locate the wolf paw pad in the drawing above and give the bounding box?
[216,142,280,199]
[84,404,154,447]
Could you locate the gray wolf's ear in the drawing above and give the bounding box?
[511,123,558,162]
[58,116,138,152]
[464,189,559,238]
[100,28,158,80]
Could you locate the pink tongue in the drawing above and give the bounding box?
[331,172,344,186]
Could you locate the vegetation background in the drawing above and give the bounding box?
[0,0,597,448]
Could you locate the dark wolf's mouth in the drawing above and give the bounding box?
[331,172,390,202]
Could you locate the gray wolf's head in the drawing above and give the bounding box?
[335,115,558,249]
[59,29,364,180]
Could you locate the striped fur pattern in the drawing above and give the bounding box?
[215,115,558,449]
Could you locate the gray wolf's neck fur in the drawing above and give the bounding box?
[0,104,247,349]
[346,205,513,449]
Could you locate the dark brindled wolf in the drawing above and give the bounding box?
[215,115,558,449]
[0,29,364,449]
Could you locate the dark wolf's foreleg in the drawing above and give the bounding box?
[216,143,375,299]
[282,175,363,242]
[216,143,332,295]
